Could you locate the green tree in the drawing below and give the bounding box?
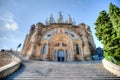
[95,11,115,59]
[95,3,120,65]
[109,3,120,62]
[109,3,120,37]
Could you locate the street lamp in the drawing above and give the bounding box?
[15,44,22,57]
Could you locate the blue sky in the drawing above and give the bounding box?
[0,0,120,51]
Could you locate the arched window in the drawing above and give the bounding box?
[54,50,56,58]
[62,43,67,47]
[43,44,47,54]
[55,43,60,46]
[76,44,80,54]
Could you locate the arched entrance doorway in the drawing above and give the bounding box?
[49,33,74,61]
[58,50,64,62]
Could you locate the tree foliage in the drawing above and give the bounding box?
[109,3,120,37]
[95,3,120,65]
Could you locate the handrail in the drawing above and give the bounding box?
[0,52,21,78]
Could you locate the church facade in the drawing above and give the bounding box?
[21,13,96,61]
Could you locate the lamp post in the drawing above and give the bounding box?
[16,44,22,56]
[15,44,22,57]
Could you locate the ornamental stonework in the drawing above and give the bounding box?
[21,13,96,61]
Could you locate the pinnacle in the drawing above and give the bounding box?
[45,12,76,25]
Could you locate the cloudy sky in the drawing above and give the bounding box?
[0,0,120,51]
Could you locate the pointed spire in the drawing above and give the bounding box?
[73,18,76,25]
[66,14,73,24]
[45,18,49,25]
[49,14,55,23]
[45,12,76,25]
[57,12,64,23]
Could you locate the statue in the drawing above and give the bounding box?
[57,12,64,23]
[45,18,49,25]
[49,14,55,23]
[66,14,73,24]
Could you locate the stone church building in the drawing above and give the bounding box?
[21,13,96,61]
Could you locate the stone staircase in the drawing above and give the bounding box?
[6,61,120,80]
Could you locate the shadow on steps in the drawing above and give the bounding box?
[5,63,25,80]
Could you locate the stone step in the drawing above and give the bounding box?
[7,76,119,78]
[8,77,120,80]
[7,73,118,76]
[11,71,113,75]
[6,61,120,80]
[7,74,119,77]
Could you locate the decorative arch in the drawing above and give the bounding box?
[40,28,84,61]
[49,33,73,61]
[41,28,81,41]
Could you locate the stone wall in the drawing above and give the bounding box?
[22,22,96,61]
[102,58,120,76]
[0,52,12,67]
[0,52,21,78]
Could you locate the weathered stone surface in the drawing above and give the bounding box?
[6,61,119,80]
[21,14,96,61]
[102,58,120,77]
[0,51,12,67]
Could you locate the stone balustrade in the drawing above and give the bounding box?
[0,52,21,78]
[102,58,120,77]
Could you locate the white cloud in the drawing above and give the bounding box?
[0,12,20,50]
[5,22,18,31]
[0,12,18,31]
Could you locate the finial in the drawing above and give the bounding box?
[57,11,64,23]
[73,18,76,25]
[49,14,55,23]
[45,18,49,25]
[66,14,73,24]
